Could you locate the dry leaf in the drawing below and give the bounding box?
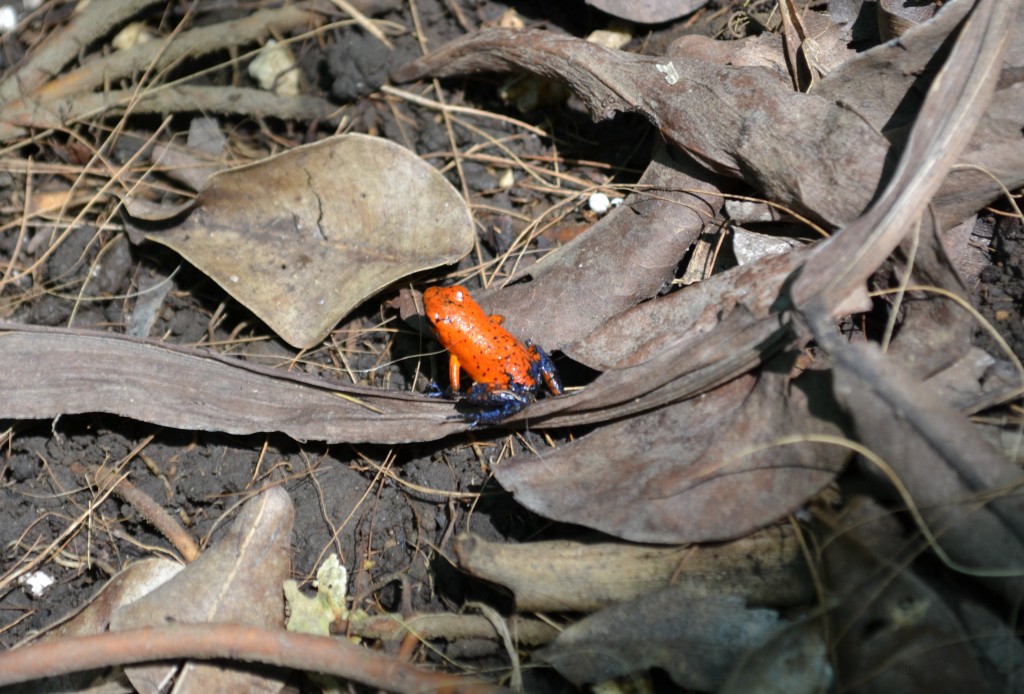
[397,7,1023,232]
[539,592,780,689]
[0,323,466,443]
[496,357,848,543]
[126,133,473,348]
[395,27,889,226]
[815,2,1024,231]
[721,619,831,694]
[110,487,294,694]
[564,246,810,371]
[878,0,939,40]
[454,528,811,613]
[817,497,986,692]
[473,143,720,352]
[43,559,184,641]
[825,339,1024,605]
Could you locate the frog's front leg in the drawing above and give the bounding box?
[527,342,563,396]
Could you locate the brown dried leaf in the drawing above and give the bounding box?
[44,559,183,640]
[0,323,465,443]
[824,339,1024,604]
[475,144,720,351]
[110,487,294,693]
[786,0,1024,608]
[721,619,831,694]
[397,7,1023,233]
[817,497,986,692]
[539,591,780,689]
[878,0,940,40]
[127,133,473,348]
[454,528,811,613]
[564,246,810,371]
[395,27,889,226]
[816,2,1024,231]
[793,0,1012,316]
[496,357,848,543]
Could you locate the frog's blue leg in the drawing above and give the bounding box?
[460,384,532,427]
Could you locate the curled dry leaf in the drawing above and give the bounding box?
[815,1,1024,231]
[824,337,1024,605]
[394,27,888,227]
[816,497,986,692]
[721,620,832,694]
[497,356,848,544]
[110,487,294,693]
[0,322,467,443]
[42,558,184,641]
[396,7,1023,231]
[454,528,811,613]
[125,133,473,348]
[539,591,781,690]
[476,144,721,351]
[878,0,940,40]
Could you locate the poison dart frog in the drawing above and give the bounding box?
[423,285,562,426]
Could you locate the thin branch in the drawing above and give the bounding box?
[0,624,510,693]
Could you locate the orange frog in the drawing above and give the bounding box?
[423,285,562,425]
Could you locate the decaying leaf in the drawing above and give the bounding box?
[497,356,849,543]
[110,487,294,693]
[814,1,1024,231]
[562,246,813,371]
[42,559,183,641]
[125,133,473,348]
[396,5,1024,230]
[394,27,888,227]
[824,337,1024,605]
[539,591,780,690]
[474,143,721,351]
[454,528,811,613]
[0,322,467,444]
[285,554,348,636]
[816,497,986,692]
[721,619,832,694]
[878,0,940,40]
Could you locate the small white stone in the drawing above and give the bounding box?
[0,6,18,32]
[249,39,300,97]
[588,192,611,214]
[656,61,679,86]
[19,571,55,598]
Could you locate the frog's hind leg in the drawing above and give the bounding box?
[460,384,531,427]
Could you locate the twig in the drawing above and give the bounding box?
[329,0,394,48]
[0,5,324,141]
[0,86,340,133]
[32,5,316,104]
[0,624,509,693]
[75,462,200,563]
[349,611,558,647]
[0,0,166,103]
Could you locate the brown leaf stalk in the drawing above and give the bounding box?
[0,624,509,693]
